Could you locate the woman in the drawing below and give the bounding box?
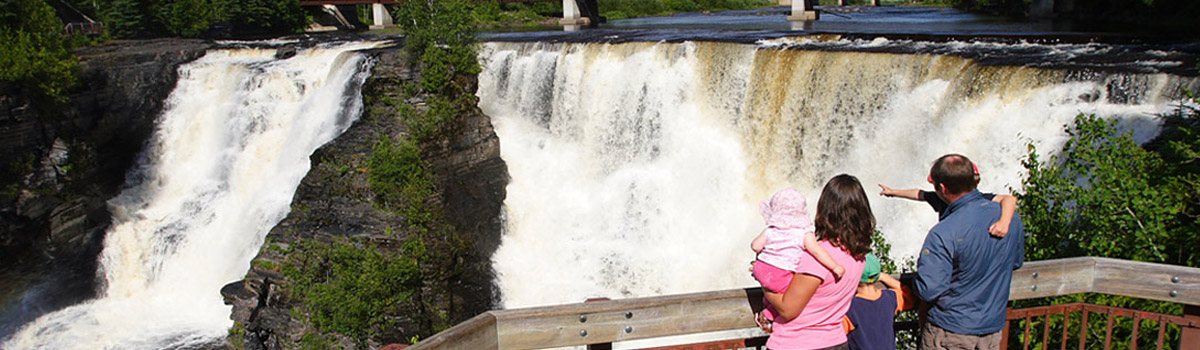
[758,174,875,350]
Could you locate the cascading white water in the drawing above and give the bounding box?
[477,39,1198,309]
[2,41,381,350]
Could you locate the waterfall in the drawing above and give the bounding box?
[477,39,1197,309]
[2,41,381,350]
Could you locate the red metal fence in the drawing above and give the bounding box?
[1004,303,1198,350]
[580,303,1198,350]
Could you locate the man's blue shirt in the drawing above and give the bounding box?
[916,190,1025,335]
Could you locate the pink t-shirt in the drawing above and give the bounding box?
[766,240,865,350]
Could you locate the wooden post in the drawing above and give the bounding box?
[1182,305,1200,349]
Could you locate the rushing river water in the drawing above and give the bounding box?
[2,6,1199,349]
[2,41,380,350]
[478,9,1200,309]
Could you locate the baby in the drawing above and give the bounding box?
[752,188,846,299]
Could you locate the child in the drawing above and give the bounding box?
[751,188,846,327]
[845,253,914,350]
[877,161,1017,237]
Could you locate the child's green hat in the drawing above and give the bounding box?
[861,253,881,284]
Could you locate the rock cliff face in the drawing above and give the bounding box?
[221,46,507,349]
[0,39,210,336]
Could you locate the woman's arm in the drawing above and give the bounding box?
[762,273,822,321]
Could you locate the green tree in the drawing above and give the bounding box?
[1013,103,1200,349]
[99,0,148,38]
[152,0,225,37]
[1018,113,1196,266]
[392,0,479,59]
[224,0,308,35]
[0,0,78,102]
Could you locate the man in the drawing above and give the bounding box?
[915,154,1025,350]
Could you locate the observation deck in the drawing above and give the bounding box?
[408,257,1200,349]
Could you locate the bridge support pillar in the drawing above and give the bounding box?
[370,3,393,29]
[560,0,590,27]
[787,0,819,22]
[560,0,603,30]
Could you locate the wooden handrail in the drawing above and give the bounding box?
[408,257,1200,350]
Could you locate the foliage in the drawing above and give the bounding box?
[99,0,148,38]
[392,0,478,60]
[1017,113,1197,267]
[72,0,307,38]
[1012,101,1200,348]
[368,136,434,227]
[281,236,423,342]
[0,0,78,103]
[596,0,775,18]
[151,0,224,37]
[222,0,309,35]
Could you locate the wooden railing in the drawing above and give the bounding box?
[408,257,1200,350]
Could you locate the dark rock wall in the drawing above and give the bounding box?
[222,45,507,349]
[0,39,211,338]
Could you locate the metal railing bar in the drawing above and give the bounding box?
[1043,313,1051,349]
[1025,314,1033,350]
[1061,308,1070,350]
[1155,320,1166,350]
[1106,312,1115,350]
[1081,310,1090,350]
[1131,314,1140,350]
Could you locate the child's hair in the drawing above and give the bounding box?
[760,188,813,231]
[814,174,874,259]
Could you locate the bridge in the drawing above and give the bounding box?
[297,0,604,29]
[297,0,823,30]
[406,257,1200,349]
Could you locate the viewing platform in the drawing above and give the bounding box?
[408,257,1200,349]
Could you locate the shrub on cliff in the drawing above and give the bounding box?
[281,236,424,342]
[1013,97,1200,348]
[0,0,78,102]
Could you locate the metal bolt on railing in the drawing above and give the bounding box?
[1032,285,1038,291]
[580,330,588,337]
[1033,272,1039,279]
[1173,276,1180,283]
[579,315,587,323]
[625,326,633,333]
[625,312,633,319]
[1171,290,1179,297]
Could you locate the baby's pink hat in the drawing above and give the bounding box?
[760,188,814,230]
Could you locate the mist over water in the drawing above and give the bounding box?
[2,42,379,350]
[477,39,1198,309]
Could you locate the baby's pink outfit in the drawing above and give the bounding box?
[753,188,816,323]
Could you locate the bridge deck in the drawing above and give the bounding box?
[298,0,552,5]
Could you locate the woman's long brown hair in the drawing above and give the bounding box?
[813,174,875,259]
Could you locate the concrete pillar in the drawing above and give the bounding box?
[370,4,393,29]
[872,0,880,5]
[560,0,590,26]
[788,0,818,21]
[838,0,845,6]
